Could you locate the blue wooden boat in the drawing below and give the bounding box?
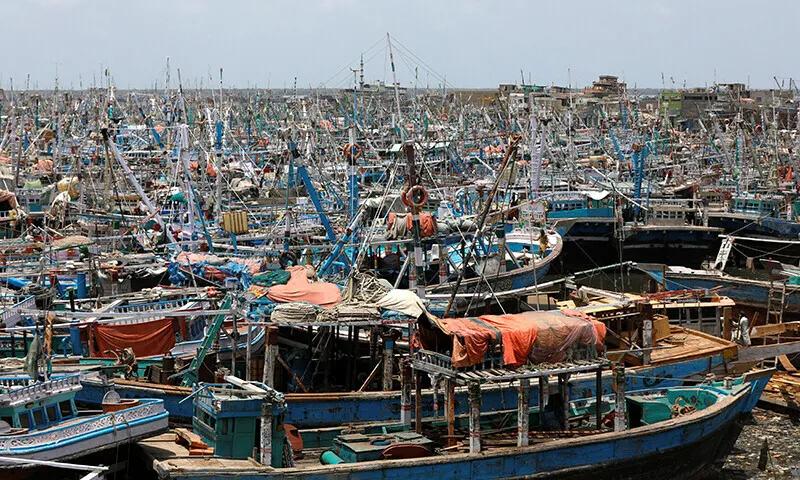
[638,263,800,313]
[139,370,772,479]
[546,190,616,243]
[0,374,168,465]
[707,195,800,239]
[76,348,733,427]
[428,227,562,297]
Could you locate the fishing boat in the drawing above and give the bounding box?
[0,374,168,465]
[138,369,772,480]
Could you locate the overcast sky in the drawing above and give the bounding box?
[2,0,797,90]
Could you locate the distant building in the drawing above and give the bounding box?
[585,75,626,97]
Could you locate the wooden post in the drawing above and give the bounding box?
[400,360,413,427]
[408,249,417,294]
[613,366,627,432]
[245,322,253,381]
[722,307,733,341]
[595,369,603,430]
[414,371,423,433]
[517,378,530,447]
[468,381,482,453]
[558,374,569,431]
[438,240,448,285]
[432,375,440,419]
[382,333,395,391]
[263,326,279,388]
[349,326,359,390]
[445,379,456,447]
[259,402,273,466]
[642,316,652,365]
[231,313,237,376]
[538,376,548,427]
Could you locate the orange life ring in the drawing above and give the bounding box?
[342,143,363,160]
[404,185,428,209]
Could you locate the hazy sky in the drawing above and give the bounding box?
[3,0,798,90]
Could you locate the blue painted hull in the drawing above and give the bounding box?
[78,354,728,427]
[640,267,800,313]
[710,215,800,239]
[150,375,769,480]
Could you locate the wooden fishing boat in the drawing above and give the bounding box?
[0,374,168,465]
[138,369,772,480]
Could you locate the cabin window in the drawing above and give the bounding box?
[46,405,58,422]
[59,401,74,418]
[18,412,30,430]
[32,408,45,427]
[0,416,12,428]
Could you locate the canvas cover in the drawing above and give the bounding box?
[90,318,176,358]
[267,265,342,308]
[431,309,606,368]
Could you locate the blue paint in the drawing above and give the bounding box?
[78,355,727,427]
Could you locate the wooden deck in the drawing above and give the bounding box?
[139,433,269,477]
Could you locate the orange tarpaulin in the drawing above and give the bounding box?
[267,266,341,308]
[440,314,539,368]
[432,310,605,368]
[90,318,176,358]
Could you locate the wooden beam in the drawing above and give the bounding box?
[750,322,800,338]
[738,341,800,362]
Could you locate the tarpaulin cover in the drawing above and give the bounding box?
[91,318,176,358]
[267,265,341,308]
[386,212,438,239]
[376,289,426,318]
[432,310,605,368]
[440,314,539,368]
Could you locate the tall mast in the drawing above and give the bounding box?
[387,33,404,141]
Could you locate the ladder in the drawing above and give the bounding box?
[179,294,233,387]
[766,281,786,325]
[762,281,787,368]
[712,236,734,271]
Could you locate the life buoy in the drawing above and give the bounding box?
[342,143,363,160]
[407,185,428,208]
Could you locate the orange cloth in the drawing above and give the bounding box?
[439,314,539,368]
[438,317,495,368]
[477,314,540,367]
[91,318,176,358]
[434,310,605,368]
[405,212,437,238]
[267,266,341,308]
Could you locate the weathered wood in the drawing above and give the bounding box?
[614,366,627,432]
[468,381,481,453]
[400,360,412,426]
[738,341,800,362]
[382,334,395,391]
[517,378,530,447]
[415,371,423,433]
[445,379,456,447]
[259,403,272,466]
[262,327,279,388]
[751,321,800,338]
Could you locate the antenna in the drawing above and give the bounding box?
[359,54,364,89]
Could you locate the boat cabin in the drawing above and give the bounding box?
[0,375,81,431]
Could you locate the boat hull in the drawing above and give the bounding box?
[0,399,168,466]
[639,266,800,313]
[145,376,768,480]
[78,354,730,427]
